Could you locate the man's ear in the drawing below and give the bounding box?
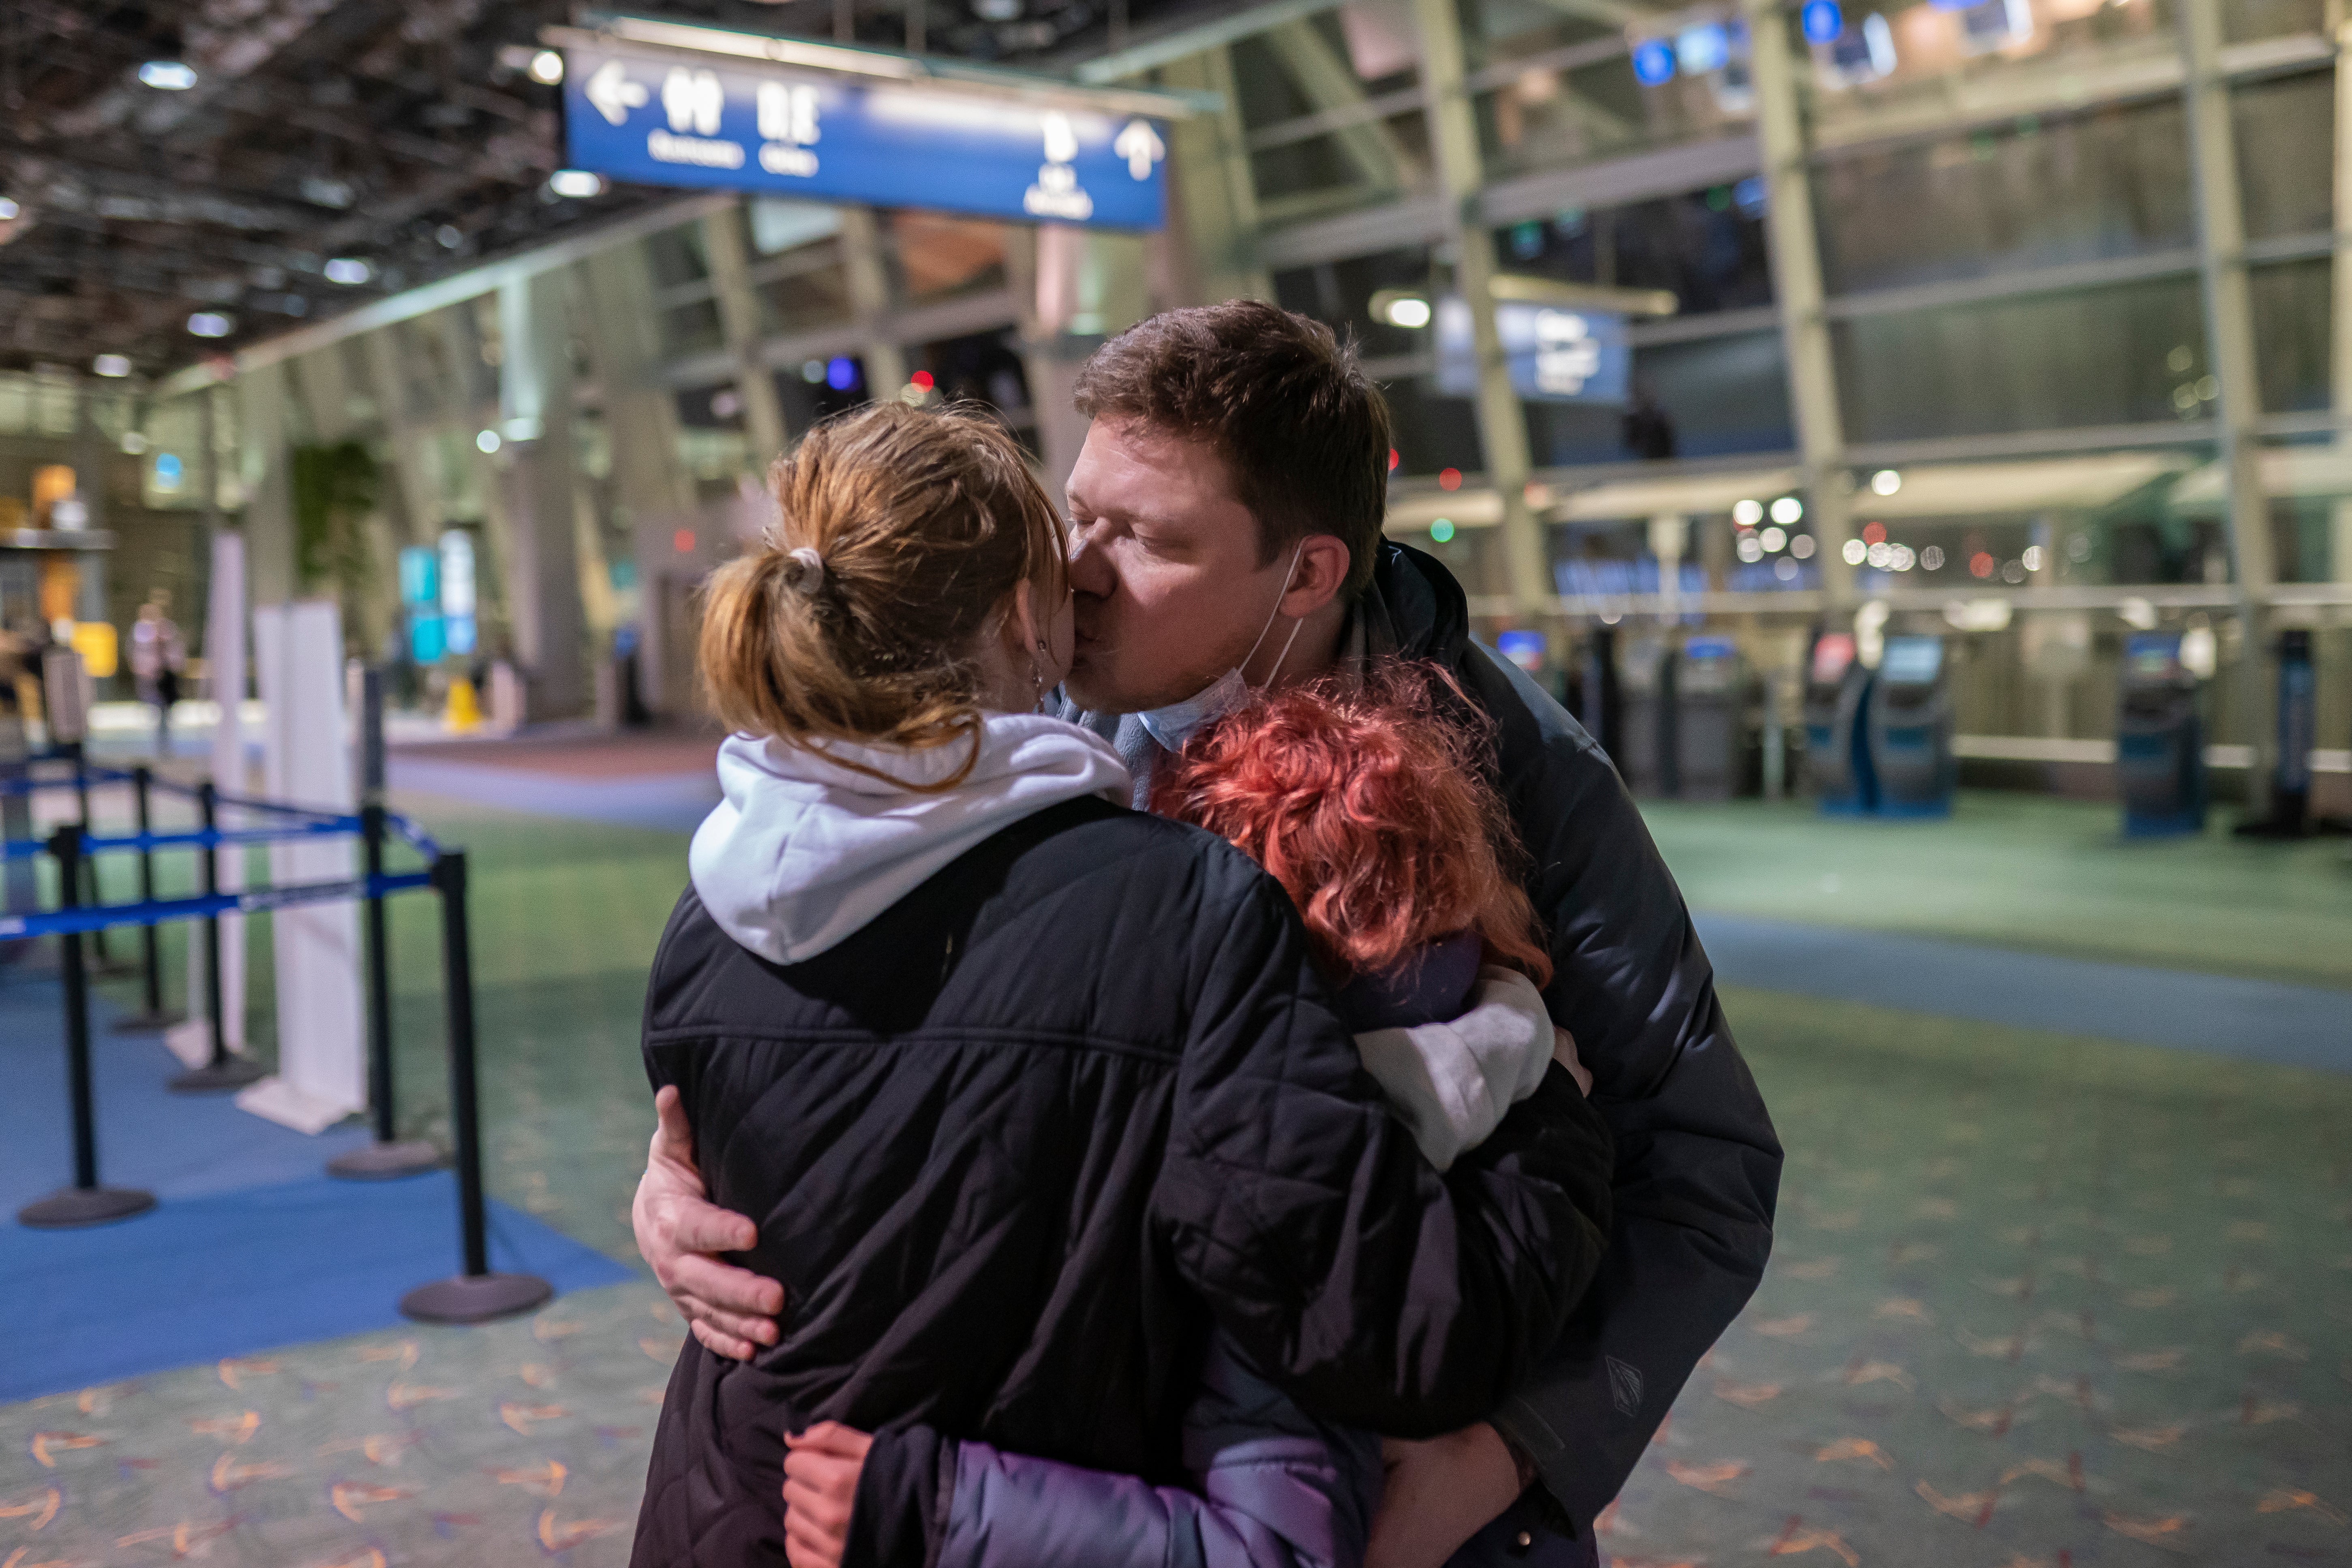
[1279,535,1353,619]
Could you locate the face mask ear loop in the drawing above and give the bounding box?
[1238,540,1308,687]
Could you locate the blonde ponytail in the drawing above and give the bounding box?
[696,402,1065,786]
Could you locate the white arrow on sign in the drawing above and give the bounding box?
[585,59,650,126]
[1114,119,1165,181]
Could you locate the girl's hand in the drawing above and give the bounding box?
[782,1421,874,1568]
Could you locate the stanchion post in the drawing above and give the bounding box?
[169,781,264,1093]
[398,849,550,1323]
[113,765,182,1033]
[327,799,442,1179]
[19,825,156,1229]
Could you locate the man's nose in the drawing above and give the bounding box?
[1066,521,1114,600]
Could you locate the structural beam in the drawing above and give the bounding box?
[2331,0,2352,586]
[2180,0,2278,791]
[700,201,793,473]
[1746,0,1855,606]
[1263,21,1421,193]
[1411,0,1547,616]
[495,272,590,720]
[1157,47,1275,304]
[838,208,910,397]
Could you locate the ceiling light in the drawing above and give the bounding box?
[1769,496,1803,525]
[323,257,372,285]
[1387,297,1431,329]
[187,312,233,338]
[546,169,606,199]
[476,429,502,454]
[1732,498,1763,527]
[1870,468,1901,495]
[529,49,566,84]
[0,198,18,221]
[139,60,198,90]
[92,354,132,377]
[436,225,464,248]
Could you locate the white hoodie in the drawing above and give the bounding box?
[689,711,1132,966]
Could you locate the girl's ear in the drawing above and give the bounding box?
[1010,577,1043,654]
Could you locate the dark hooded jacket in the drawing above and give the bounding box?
[630,788,1615,1568]
[1084,542,1784,1538]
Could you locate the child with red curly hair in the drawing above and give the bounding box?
[784,666,1598,1568]
[1151,663,1566,1170]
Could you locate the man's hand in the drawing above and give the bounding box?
[782,1420,873,1568]
[1366,1423,1527,1568]
[633,1085,784,1360]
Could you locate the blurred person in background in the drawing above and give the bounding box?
[637,302,1782,1567]
[128,591,186,757]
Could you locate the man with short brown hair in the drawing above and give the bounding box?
[636,301,1781,1566]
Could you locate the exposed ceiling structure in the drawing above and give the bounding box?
[0,0,1223,380]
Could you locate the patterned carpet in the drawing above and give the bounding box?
[2,792,2346,1567]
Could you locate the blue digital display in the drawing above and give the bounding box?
[563,42,1168,229]
[1880,636,1944,685]
[409,613,445,665]
[1435,298,1630,405]
[1496,630,1547,673]
[398,546,439,610]
[1630,39,1677,86]
[1800,0,1844,45]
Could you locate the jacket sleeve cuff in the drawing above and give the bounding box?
[844,1424,954,1568]
[1488,1398,1583,1539]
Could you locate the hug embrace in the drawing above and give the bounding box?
[626,301,1783,1568]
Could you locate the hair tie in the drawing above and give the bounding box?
[786,546,825,597]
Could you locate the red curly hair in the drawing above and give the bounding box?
[1150,662,1552,988]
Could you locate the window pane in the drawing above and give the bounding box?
[1815,100,2193,294]
[2236,75,2333,242]
[2252,259,2330,416]
[1526,330,1791,465]
[1495,187,1773,315]
[1834,278,2204,442]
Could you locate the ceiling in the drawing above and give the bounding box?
[0,0,1210,382]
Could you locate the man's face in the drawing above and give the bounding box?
[1062,418,1286,714]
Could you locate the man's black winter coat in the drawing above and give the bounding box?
[630,794,1615,1567]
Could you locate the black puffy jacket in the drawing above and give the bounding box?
[630,793,1613,1567]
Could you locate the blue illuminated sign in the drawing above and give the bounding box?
[1676,23,1729,75]
[1800,0,1844,44]
[1630,38,1677,86]
[1434,298,1630,405]
[398,546,439,610]
[562,42,1168,229]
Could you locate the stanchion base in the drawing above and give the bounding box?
[169,1057,269,1093]
[19,1186,157,1229]
[112,1009,187,1035]
[398,1272,553,1325]
[328,1140,445,1180]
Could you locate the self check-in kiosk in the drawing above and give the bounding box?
[1675,635,1746,801]
[1804,630,1874,814]
[1868,634,1956,816]
[1618,637,1676,797]
[2115,631,2205,837]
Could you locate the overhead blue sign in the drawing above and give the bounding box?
[1434,297,1630,405]
[561,42,1168,229]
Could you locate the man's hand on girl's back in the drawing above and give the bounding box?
[634,1086,785,1359]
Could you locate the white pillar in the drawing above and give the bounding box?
[495,272,590,720]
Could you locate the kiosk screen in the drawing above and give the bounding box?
[1881,636,1943,684]
[2125,633,2182,683]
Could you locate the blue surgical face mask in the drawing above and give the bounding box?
[1136,542,1307,752]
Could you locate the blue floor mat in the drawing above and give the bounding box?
[2,968,634,1403]
[1,970,375,1204]
[0,1172,634,1402]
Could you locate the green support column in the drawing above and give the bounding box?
[839,207,910,397]
[1747,0,1855,609]
[700,201,792,472]
[1155,48,1272,306]
[238,361,297,609]
[2181,0,2278,793]
[1410,0,1549,617]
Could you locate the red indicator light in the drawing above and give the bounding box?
[1437,467,1462,491]
[673,529,696,554]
